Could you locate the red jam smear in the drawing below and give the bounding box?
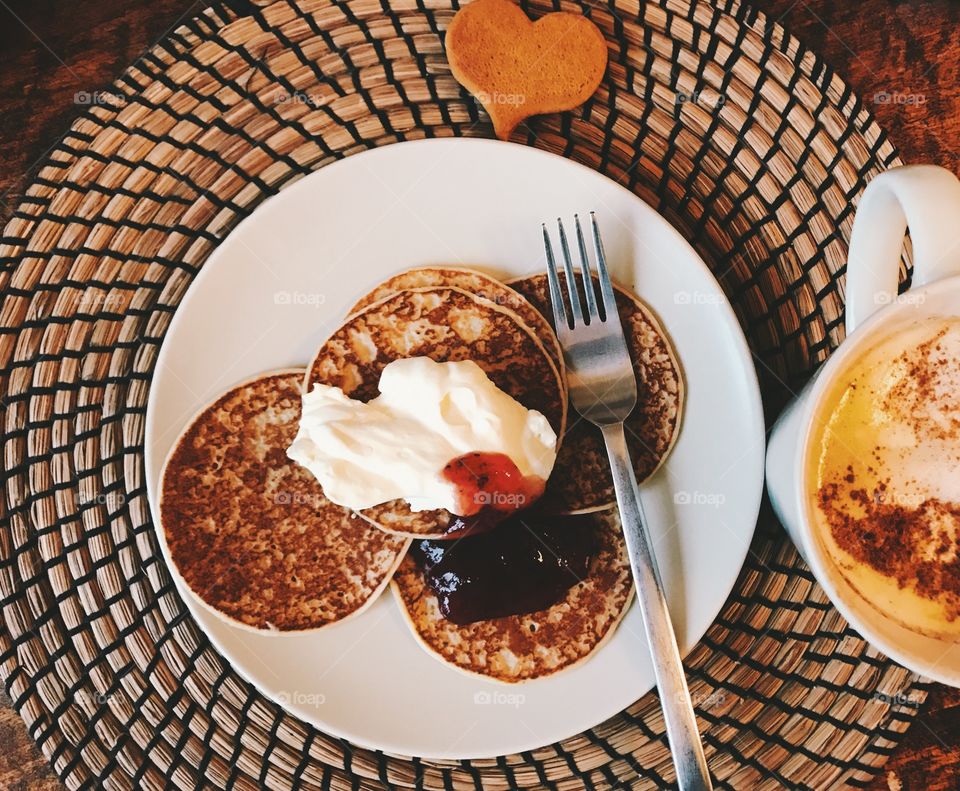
[441,452,546,519]
[411,513,597,625]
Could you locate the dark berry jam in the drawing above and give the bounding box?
[411,512,597,624]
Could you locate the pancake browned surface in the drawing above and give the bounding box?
[510,273,684,513]
[159,370,409,632]
[348,266,564,370]
[391,509,633,682]
[306,286,566,537]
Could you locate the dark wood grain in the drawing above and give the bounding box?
[761,0,960,173]
[0,0,215,214]
[0,1,958,789]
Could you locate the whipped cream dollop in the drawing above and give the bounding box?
[287,357,558,513]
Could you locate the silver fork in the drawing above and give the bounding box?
[543,214,712,791]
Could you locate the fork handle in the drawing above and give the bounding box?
[601,422,713,791]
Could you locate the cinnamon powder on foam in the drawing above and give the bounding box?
[815,325,960,618]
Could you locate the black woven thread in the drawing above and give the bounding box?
[0,0,927,789]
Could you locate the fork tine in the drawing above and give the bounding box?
[574,215,600,321]
[557,219,584,325]
[542,224,570,331]
[590,212,617,321]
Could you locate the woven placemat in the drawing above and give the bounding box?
[0,0,929,788]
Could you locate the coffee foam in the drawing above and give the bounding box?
[809,316,960,638]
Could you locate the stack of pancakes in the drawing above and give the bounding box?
[160,266,684,681]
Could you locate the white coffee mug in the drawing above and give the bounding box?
[766,164,960,686]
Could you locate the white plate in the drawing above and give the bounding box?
[145,139,764,760]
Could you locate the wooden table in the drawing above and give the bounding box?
[0,1,957,788]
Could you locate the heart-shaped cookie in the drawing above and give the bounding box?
[446,0,608,140]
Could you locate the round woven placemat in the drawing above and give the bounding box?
[0,0,929,788]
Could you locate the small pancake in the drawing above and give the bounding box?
[391,509,633,682]
[509,273,684,513]
[306,286,567,537]
[347,266,564,371]
[159,370,410,632]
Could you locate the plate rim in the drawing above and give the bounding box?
[144,137,766,759]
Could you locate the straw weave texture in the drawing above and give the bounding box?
[0,0,925,788]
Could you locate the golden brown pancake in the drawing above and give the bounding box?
[159,370,410,632]
[305,286,567,537]
[509,273,684,513]
[391,509,633,682]
[347,266,564,372]
[445,0,608,140]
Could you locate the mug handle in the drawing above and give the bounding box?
[845,164,960,334]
